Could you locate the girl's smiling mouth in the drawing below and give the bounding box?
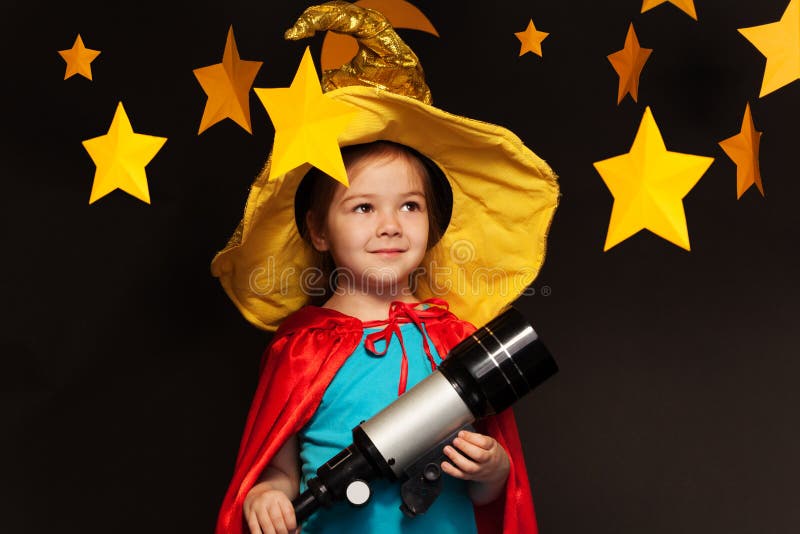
[370,248,406,255]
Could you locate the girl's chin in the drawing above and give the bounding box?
[330,278,415,296]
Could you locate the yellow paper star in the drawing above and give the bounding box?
[641,0,698,20]
[82,102,167,204]
[607,23,652,104]
[593,107,714,251]
[719,103,764,199]
[738,0,800,97]
[515,19,549,57]
[254,47,359,186]
[58,34,101,81]
[193,26,263,134]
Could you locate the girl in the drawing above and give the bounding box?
[243,141,513,534]
[212,3,558,533]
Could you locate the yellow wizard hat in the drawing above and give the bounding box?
[211,1,559,331]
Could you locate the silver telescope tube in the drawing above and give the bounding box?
[359,372,474,478]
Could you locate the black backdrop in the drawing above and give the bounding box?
[3,0,799,532]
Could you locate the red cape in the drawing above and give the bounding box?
[215,305,538,533]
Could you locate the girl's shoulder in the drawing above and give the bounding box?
[423,310,477,351]
[275,305,364,338]
[259,306,365,374]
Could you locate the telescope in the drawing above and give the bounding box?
[291,306,557,522]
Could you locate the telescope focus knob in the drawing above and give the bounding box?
[423,463,441,482]
[345,479,371,506]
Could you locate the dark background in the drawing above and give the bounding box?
[3,0,799,532]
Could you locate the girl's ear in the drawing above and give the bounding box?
[306,211,330,252]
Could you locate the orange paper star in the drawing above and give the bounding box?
[641,0,698,20]
[593,107,714,251]
[719,103,764,199]
[738,0,800,97]
[58,34,100,81]
[193,26,263,134]
[515,19,549,57]
[82,102,167,204]
[254,47,359,186]
[607,23,652,104]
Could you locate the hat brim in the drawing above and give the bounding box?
[211,86,559,331]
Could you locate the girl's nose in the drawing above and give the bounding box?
[377,210,402,237]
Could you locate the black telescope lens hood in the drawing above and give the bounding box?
[438,306,557,417]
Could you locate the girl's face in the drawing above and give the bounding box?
[311,153,430,295]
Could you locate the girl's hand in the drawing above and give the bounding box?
[441,429,510,505]
[243,484,297,534]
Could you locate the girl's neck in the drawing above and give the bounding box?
[322,292,420,322]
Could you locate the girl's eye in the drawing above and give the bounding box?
[353,203,373,213]
[401,201,421,211]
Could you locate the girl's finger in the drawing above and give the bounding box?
[453,436,491,463]
[278,497,298,532]
[255,507,276,534]
[247,515,263,534]
[459,430,493,449]
[268,501,288,534]
[441,459,466,479]
[444,444,480,474]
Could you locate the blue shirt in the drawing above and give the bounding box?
[297,321,478,533]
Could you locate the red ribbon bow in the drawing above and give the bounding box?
[362,298,451,396]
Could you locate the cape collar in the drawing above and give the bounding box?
[277,298,453,395]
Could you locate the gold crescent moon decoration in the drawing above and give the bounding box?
[320,0,439,71]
